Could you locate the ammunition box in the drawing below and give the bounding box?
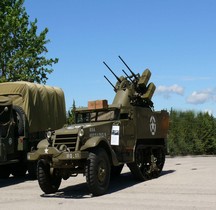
[138,69,151,88]
[88,101,96,110]
[142,82,156,100]
[88,100,108,109]
[96,100,108,109]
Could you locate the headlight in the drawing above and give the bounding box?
[78,128,84,137]
[47,131,52,139]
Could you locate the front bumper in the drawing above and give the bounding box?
[27,147,89,161]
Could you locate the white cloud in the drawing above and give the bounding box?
[187,88,216,104]
[156,84,184,98]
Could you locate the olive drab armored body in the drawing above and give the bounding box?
[28,57,169,196]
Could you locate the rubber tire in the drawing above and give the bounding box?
[152,148,165,178]
[37,159,61,194]
[85,148,111,196]
[127,162,147,181]
[13,106,25,136]
[127,145,151,181]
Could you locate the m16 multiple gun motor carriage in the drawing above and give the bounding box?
[28,56,169,196]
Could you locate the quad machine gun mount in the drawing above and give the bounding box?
[104,56,156,108]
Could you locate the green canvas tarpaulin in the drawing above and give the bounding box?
[0,81,66,133]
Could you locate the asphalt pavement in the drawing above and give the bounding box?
[0,156,216,210]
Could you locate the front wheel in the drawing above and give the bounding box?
[37,159,62,194]
[85,148,111,196]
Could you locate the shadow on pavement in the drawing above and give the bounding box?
[0,175,29,188]
[160,169,176,176]
[0,173,37,188]
[41,169,175,199]
[41,172,137,199]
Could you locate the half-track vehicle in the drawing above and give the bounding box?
[28,57,169,196]
[0,81,66,178]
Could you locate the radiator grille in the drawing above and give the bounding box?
[54,133,77,151]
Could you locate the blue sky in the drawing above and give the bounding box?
[24,0,216,116]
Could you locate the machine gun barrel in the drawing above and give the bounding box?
[118,56,138,80]
[103,61,121,83]
[122,69,133,82]
[104,75,117,92]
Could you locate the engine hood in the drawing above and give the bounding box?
[54,121,112,136]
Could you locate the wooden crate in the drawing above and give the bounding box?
[96,100,108,109]
[88,101,96,110]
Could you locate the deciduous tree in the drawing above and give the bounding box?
[0,0,58,84]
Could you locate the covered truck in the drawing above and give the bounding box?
[0,81,66,178]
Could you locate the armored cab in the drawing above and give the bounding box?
[28,57,169,196]
[0,81,66,178]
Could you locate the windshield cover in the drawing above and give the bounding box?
[76,110,119,123]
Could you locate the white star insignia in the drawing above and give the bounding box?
[150,116,156,135]
[44,148,49,154]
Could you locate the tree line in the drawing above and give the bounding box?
[168,109,216,156]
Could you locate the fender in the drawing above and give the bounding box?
[80,136,104,150]
[37,139,49,149]
[80,136,119,166]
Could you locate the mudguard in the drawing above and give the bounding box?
[80,136,119,166]
[37,139,49,149]
[80,136,104,150]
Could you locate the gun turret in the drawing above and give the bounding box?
[103,57,155,108]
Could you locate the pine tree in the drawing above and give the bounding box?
[67,100,76,124]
